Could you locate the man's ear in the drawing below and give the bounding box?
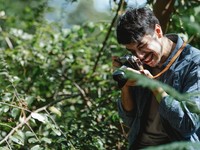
[155,24,163,38]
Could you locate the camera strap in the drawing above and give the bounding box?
[152,41,187,79]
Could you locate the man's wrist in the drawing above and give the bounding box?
[152,87,167,103]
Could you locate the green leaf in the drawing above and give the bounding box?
[10,134,24,145]
[31,112,46,123]
[30,145,43,150]
[41,137,52,144]
[28,137,38,144]
[183,101,200,114]
[25,131,35,137]
[2,93,12,101]
[11,108,20,119]
[0,146,10,150]
[51,127,61,136]
[122,68,189,102]
[24,96,35,106]
[2,106,9,113]
[49,106,61,117]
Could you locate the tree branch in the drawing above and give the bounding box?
[73,82,93,107]
[153,0,176,33]
[0,94,80,145]
[92,0,125,73]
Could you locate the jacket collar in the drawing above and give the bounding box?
[162,34,184,68]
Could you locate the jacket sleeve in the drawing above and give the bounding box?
[159,61,200,137]
[117,86,151,128]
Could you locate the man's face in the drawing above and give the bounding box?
[125,33,163,67]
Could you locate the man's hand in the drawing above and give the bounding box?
[112,56,121,68]
[120,66,153,87]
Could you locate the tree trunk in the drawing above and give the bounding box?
[153,0,176,33]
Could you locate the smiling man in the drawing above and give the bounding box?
[113,7,200,149]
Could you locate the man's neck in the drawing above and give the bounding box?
[158,37,176,67]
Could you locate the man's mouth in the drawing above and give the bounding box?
[142,53,153,64]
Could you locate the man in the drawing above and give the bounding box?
[113,7,200,149]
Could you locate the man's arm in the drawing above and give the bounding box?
[121,85,135,112]
[159,64,200,136]
[152,87,168,103]
[120,67,154,111]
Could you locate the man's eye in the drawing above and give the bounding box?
[138,44,145,48]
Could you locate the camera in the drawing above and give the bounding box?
[113,54,143,88]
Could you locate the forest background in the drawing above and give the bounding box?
[1,0,200,149]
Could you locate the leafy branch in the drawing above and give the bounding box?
[0,94,80,145]
[123,69,200,115]
[92,0,125,72]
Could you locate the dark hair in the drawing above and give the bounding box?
[116,7,160,44]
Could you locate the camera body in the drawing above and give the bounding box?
[113,54,143,88]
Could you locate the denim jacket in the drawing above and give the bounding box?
[117,34,200,149]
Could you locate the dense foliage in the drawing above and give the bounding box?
[0,0,200,149]
[0,19,126,150]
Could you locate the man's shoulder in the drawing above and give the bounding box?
[183,44,200,62]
